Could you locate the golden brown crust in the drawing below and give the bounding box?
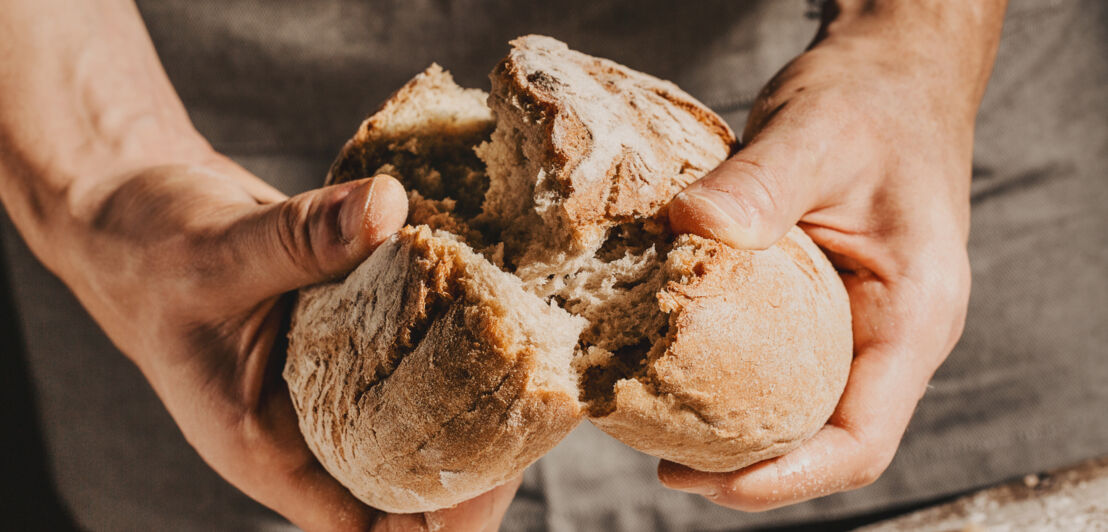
[285,227,583,512]
[488,35,736,254]
[328,64,494,226]
[588,228,852,472]
[326,64,493,187]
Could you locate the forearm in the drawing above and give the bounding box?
[0,0,210,266]
[816,0,1008,113]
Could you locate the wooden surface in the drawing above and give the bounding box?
[860,456,1108,531]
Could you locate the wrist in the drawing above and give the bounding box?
[58,119,215,218]
[815,0,1007,113]
[0,123,214,267]
[0,0,215,267]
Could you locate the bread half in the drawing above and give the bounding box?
[582,230,851,472]
[285,226,584,513]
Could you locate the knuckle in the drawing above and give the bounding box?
[710,475,783,512]
[944,249,972,332]
[740,160,784,215]
[713,158,785,230]
[923,255,969,310]
[850,444,896,489]
[904,242,972,345]
[852,463,885,489]
[894,233,971,308]
[716,491,775,512]
[274,196,324,279]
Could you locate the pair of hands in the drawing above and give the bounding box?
[71,42,978,532]
[8,3,1004,531]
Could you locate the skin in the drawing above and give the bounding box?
[0,0,1009,528]
[0,0,516,530]
[664,0,1009,511]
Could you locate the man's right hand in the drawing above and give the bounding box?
[660,0,1007,511]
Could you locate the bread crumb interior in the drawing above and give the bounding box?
[347,71,676,416]
[378,113,672,417]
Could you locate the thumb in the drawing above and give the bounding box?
[668,141,818,250]
[234,174,408,300]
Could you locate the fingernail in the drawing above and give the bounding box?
[673,484,719,498]
[338,179,377,244]
[659,461,719,497]
[673,188,751,247]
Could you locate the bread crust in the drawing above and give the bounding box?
[589,229,852,472]
[488,35,736,255]
[326,64,493,189]
[285,226,582,513]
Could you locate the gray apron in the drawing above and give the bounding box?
[1,1,1104,530]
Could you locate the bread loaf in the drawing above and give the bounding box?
[285,35,852,513]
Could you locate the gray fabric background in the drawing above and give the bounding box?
[0,0,1104,530]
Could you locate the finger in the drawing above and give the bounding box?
[229,174,408,300]
[658,332,927,511]
[207,301,381,531]
[668,138,822,250]
[162,302,380,531]
[241,417,381,531]
[425,476,524,532]
[280,460,381,532]
[371,476,523,532]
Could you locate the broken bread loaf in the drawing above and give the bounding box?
[285,35,852,513]
[285,226,583,513]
